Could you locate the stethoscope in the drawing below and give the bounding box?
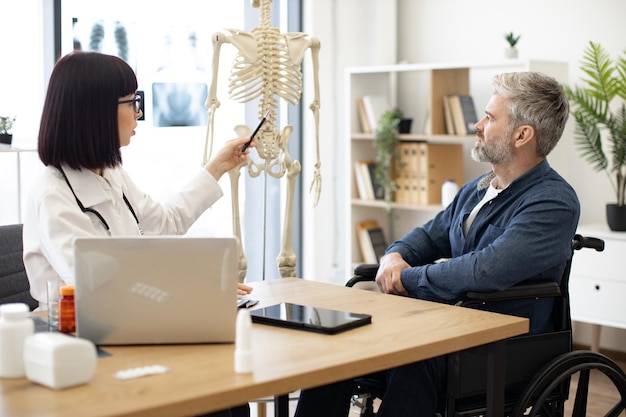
[58,167,143,236]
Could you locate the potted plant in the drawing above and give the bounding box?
[565,41,626,231]
[373,108,403,208]
[504,32,520,59]
[0,115,16,145]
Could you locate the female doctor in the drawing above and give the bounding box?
[23,51,255,311]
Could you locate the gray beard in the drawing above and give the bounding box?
[471,133,514,164]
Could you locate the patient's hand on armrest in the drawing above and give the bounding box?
[376,252,410,296]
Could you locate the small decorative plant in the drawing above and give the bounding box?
[0,115,16,135]
[565,41,626,207]
[504,32,521,48]
[373,108,403,208]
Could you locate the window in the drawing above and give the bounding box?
[54,0,304,281]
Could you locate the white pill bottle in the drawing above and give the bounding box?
[441,179,459,208]
[0,303,34,378]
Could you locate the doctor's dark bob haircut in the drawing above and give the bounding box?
[38,52,138,170]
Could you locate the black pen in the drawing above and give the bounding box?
[241,110,270,153]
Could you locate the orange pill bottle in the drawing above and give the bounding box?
[58,285,76,333]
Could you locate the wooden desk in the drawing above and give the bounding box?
[0,278,528,417]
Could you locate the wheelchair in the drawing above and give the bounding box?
[346,234,626,417]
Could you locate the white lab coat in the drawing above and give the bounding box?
[23,165,223,308]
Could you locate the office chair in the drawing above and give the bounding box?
[347,234,626,417]
[0,224,39,310]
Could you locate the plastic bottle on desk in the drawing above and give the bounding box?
[58,285,76,333]
[0,302,34,378]
[441,179,458,208]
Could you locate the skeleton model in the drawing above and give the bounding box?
[202,0,321,279]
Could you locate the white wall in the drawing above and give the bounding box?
[0,1,47,223]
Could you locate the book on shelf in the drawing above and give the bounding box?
[457,95,478,134]
[367,227,388,263]
[365,161,385,200]
[361,162,375,200]
[361,95,390,133]
[353,161,370,200]
[354,160,384,200]
[356,98,372,133]
[392,143,464,205]
[446,94,478,135]
[356,220,387,264]
[442,96,456,135]
[394,142,421,205]
[418,143,465,204]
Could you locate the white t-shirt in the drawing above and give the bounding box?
[464,178,504,236]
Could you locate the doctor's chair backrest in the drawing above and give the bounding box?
[0,224,38,310]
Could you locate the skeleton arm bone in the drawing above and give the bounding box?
[281,33,322,205]
[308,37,322,206]
[231,124,252,281]
[202,32,229,165]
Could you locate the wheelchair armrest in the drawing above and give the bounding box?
[573,234,604,252]
[458,281,561,306]
[346,264,379,287]
[348,266,562,308]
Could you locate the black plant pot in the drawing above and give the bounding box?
[0,133,12,145]
[606,204,626,231]
[398,118,413,134]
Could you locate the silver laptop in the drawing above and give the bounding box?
[73,236,239,345]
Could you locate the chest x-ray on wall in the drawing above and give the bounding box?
[150,25,208,127]
[72,18,135,65]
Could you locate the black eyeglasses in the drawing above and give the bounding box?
[118,94,143,114]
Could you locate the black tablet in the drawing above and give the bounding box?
[250,302,372,334]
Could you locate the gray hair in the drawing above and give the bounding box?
[492,72,569,157]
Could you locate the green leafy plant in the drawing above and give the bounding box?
[565,41,626,206]
[0,115,16,135]
[504,32,521,48]
[373,108,403,208]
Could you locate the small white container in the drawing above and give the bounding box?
[441,179,459,208]
[234,309,253,374]
[0,303,34,378]
[23,332,97,389]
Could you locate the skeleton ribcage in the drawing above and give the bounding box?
[227,27,303,106]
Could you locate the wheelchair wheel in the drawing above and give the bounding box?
[511,350,626,417]
[351,392,377,417]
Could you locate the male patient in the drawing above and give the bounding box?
[294,71,580,416]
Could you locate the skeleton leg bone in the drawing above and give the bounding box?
[274,125,300,278]
[230,124,251,282]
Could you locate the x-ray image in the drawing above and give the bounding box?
[69,14,212,128]
[149,23,209,127]
[72,18,136,67]
[152,82,208,127]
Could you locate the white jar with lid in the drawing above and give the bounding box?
[0,302,34,378]
[441,179,459,208]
